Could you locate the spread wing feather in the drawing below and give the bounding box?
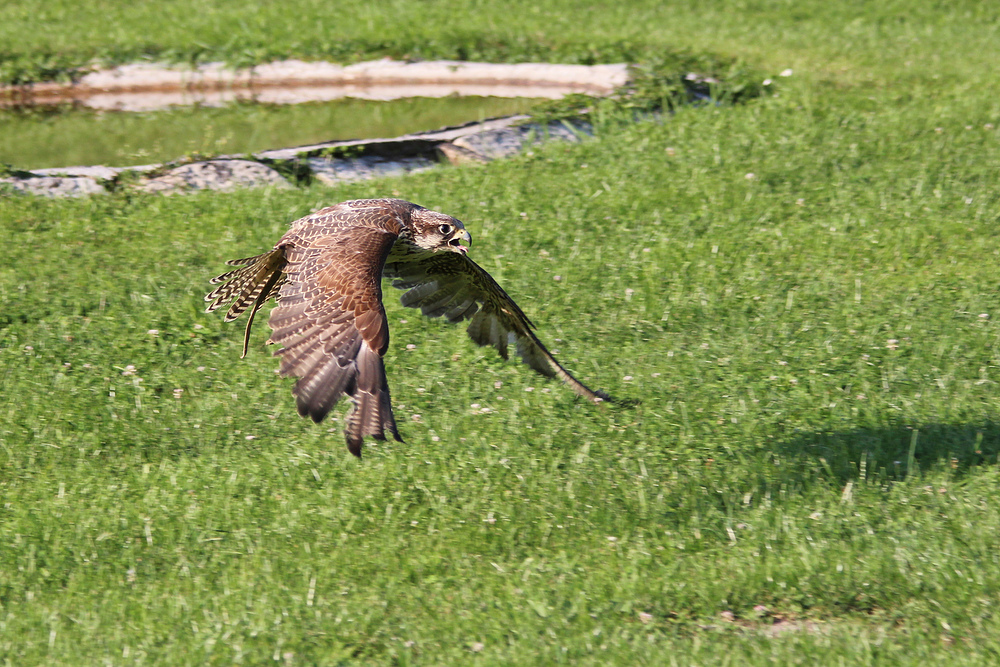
[268,226,402,456]
[383,252,610,403]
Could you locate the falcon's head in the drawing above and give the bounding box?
[409,207,472,255]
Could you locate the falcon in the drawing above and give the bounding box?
[205,198,611,456]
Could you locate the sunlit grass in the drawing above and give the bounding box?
[3,1,1000,664]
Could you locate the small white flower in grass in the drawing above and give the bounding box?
[762,78,773,86]
[856,394,866,400]
[411,521,419,526]
[471,403,480,409]
[406,344,416,350]
[861,354,870,360]
[431,436,440,442]
[623,375,633,381]
[399,319,407,324]
[789,378,798,384]
[651,372,661,377]
[411,414,422,422]
[245,435,256,440]
[519,212,528,218]
[524,387,533,392]
[700,342,710,349]
[147,329,159,336]
[193,323,204,330]
[24,346,33,351]
[173,388,183,399]
[745,172,755,180]
[63,362,71,368]
[639,612,653,624]
[541,387,550,393]
[796,198,805,206]
[777,360,788,366]
[624,288,634,299]
[122,365,136,376]
[780,68,793,77]
[553,275,562,281]
[471,642,484,653]
[485,513,496,524]
[965,197,974,205]
[606,536,617,542]
[935,127,943,133]
[886,339,899,350]
[196,366,206,372]
[979,313,989,319]
[494,381,502,389]
[769,375,779,381]
[404,640,416,648]
[416,387,425,393]
[642,247,651,253]
[720,610,735,621]
[82,363,92,369]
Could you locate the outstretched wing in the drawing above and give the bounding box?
[269,223,402,456]
[383,252,610,403]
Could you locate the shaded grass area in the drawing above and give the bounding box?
[3,67,1000,661]
[0,96,540,170]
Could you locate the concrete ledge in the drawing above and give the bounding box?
[2,59,628,111]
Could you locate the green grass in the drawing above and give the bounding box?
[0,96,540,170]
[4,1,1000,665]
[0,0,997,88]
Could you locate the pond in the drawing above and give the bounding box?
[0,96,541,170]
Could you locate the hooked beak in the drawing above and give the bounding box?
[450,228,472,254]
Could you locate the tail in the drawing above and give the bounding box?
[343,342,402,457]
[205,249,287,358]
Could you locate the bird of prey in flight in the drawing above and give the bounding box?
[205,198,611,456]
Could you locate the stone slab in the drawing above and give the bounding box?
[307,156,435,185]
[137,160,292,194]
[1,176,105,197]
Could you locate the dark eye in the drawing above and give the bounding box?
[438,224,452,235]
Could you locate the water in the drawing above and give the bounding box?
[0,96,540,170]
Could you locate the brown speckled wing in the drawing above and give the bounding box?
[383,252,611,403]
[268,202,406,456]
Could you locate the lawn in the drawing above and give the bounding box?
[2,1,1000,665]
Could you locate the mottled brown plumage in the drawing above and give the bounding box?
[205,198,610,456]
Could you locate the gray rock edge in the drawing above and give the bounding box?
[1,116,591,198]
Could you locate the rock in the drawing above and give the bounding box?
[30,165,158,180]
[436,142,489,165]
[138,160,291,193]
[307,156,435,185]
[1,176,106,197]
[452,121,591,160]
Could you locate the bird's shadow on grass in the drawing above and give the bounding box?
[774,421,1000,483]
